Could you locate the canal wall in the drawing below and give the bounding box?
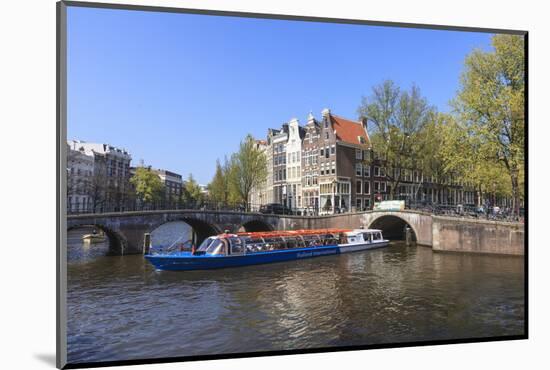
[432,216,524,255]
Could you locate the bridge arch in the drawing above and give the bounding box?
[367,214,417,242]
[238,219,275,233]
[150,217,222,246]
[67,223,128,255]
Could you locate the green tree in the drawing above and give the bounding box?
[181,173,203,207]
[358,80,434,199]
[453,34,525,215]
[439,118,512,207]
[228,135,267,210]
[130,167,164,207]
[207,157,234,205]
[412,112,453,201]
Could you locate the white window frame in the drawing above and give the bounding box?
[355,163,362,176]
[363,165,370,177]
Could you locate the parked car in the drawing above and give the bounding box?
[259,203,294,215]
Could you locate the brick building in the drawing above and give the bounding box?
[249,108,480,214]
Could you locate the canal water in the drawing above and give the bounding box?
[66,223,525,364]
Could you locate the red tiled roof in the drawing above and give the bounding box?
[330,114,370,147]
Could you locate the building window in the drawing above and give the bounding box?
[356,198,362,210]
[356,149,362,160]
[331,145,336,154]
[380,167,386,177]
[374,181,380,191]
[355,163,362,176]
[363,150,370,160]
[381,182,387,192]
[325,147,329,158]
[356,180,362,194]
[364,181,370,195]
[365,198,371,209]
[363,165,370,177]
[374,166,380,177]
[325,132,329,140]
[320,148,324,156]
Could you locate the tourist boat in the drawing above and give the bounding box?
[338,229,389,253]
[144,228,389,271]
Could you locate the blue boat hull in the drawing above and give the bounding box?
[145,245,341,271]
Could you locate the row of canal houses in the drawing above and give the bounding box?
[249,108,478,215]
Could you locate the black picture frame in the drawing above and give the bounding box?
[57,1,528,368]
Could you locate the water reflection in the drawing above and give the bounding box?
[66,243,525,364]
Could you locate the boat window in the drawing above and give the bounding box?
[286,237,297,249]
[363,233,372,242]
[372,232,381,241]
[244,238,265,253]
[302,235,320,247]
[205,239,226,255]
[339,233,348,244]
[228,237,244,254]
[295,236,306,248]
[263,237,286,251]
[322,234,338,245]
[197,237,215,252]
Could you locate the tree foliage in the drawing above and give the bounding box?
[438,117,511,204]
[228,134,267,209]
[130,167,164,205]
[358,80,435,198]
[181,173,203,206]
[453,34,525,213]
[207,157,236,204]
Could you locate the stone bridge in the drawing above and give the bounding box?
[66,209,434,255]
[67,209,523,255]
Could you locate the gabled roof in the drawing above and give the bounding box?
[330,114,370,147]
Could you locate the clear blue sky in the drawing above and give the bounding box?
[67,6,493,184]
